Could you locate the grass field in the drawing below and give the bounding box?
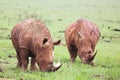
[0,0,120,80]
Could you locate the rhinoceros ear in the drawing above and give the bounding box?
[43,38,48,45]
[53,40,61,45]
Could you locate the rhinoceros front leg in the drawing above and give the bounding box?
[67,44,77,62]
[30,57,37,71]
[19,49,29,70]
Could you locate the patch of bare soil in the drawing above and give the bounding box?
[0,35,11,39]
[8,55,16,58]
[92,74,106,80]
[0,28,10,31]
[0,61,9,64]
[0,78,15,80]
[0,78,5,80]
[0,68,2,72]
[113,28,120,32]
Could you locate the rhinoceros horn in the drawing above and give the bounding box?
[51,64,62,72]
[90,51,97,61]
[78,32,84,39]
[51,59,62,72]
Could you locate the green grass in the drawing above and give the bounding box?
[0,0,120,80]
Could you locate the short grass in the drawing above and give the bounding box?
[0,0,120,80]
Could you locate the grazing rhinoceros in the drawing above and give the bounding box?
[65,19,100,65]
[11,18,62,72]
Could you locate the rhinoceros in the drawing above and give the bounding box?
[11,18,62,72]
[65,19,100,65]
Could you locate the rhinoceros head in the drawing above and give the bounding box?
[78,32,97,65]
[36,38,62,72]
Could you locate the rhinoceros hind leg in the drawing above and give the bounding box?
[16,52,21,68]
[11,41,21,68]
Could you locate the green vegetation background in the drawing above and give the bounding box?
[0,0,120,80]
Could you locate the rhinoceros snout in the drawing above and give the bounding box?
[50,60,62,72]
[40,60,62,72]
[81,51,97,64]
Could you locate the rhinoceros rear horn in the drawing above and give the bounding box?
[78,32,84,39]
[90,51,97,61]
[53,40,61,45]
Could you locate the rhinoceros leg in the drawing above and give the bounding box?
[19,49,29,70]
[11,41,21,68]
[67,44,77,62]
[16,52,21,68]
[30,57,37,71]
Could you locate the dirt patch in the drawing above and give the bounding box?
[0,35,11,39]
[92,74,106,79]
[58,31,65,33]
[101,65,112,69]
[0,78,5,80]
[58,19,62,21]
[0,28,10,31]
[105,20,120,23]
[0,68,2,72]
[8,55,16,58]
[0,61,9,64]
[101,35,120,40]
[0,78,15,80]
[113,28,120,32]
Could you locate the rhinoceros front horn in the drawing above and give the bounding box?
[90,51,97,61]
[51,64,62,72]
[51,60,62,72]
